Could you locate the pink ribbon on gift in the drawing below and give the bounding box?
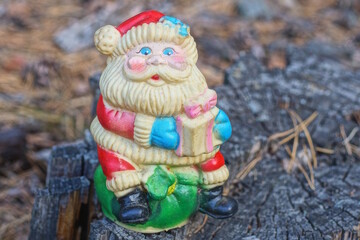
[184,91,217,119]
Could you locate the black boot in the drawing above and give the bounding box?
[115,188,150,224]
[199,186,238,219]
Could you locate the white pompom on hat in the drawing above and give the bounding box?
[94,25,120,55]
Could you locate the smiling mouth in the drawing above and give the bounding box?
[151,74,160,80]
[146,77,165,87]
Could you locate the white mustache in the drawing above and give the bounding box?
[123,64,192,83]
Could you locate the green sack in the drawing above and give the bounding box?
[94,165,200,233]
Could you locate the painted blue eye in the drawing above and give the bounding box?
[163,48,175,56]
[139,47,152,56]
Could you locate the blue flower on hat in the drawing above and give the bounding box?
[160,16,189,37]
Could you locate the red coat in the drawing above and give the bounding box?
[96,94,225,178]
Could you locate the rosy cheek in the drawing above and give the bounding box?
[168,55,187,70]
[171,56,186,63]
[127,57,146,72]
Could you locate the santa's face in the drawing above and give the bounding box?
[124,42,190,87]
[100,42,208,116]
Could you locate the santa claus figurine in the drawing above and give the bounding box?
[91,10,238,233]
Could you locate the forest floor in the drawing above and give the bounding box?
[0,0,359,239]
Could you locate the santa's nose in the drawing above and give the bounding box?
[146,55,166,65]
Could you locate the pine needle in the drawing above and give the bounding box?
[288,110,299,173]
[315,147,334,154]
[288,110,318,168]
[297,163,315,190]
[284,144,315,190]
[341,126,359,157]
[303,143,314,186]
[268,111,318,142]
[350,144,360,158]
[340,125,353,155]
[235,152,263,180]
[233,110,319,190]
[193,215,208,234]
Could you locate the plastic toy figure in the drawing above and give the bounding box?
[90,10,238,233]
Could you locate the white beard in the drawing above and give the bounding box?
[100,56,208,116]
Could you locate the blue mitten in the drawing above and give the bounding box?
[151,117,179,150]
[213,109,232,143]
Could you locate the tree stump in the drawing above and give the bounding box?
[30,42,360,239]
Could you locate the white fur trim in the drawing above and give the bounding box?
[113,187,136,198]
[201,165,229,185]
[112,22,198,64]
[134,114,156,148]
[106,170,141,193]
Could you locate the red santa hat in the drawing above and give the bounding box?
[94,10,198,63]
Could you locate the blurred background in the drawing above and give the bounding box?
[0,0,359,238]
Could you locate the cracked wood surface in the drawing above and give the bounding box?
[184,42,360,240]
[30,42,360,239]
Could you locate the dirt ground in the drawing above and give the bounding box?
[0,0,359,239]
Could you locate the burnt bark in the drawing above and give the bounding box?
[29,140,99,240]
[29,177,90,240]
